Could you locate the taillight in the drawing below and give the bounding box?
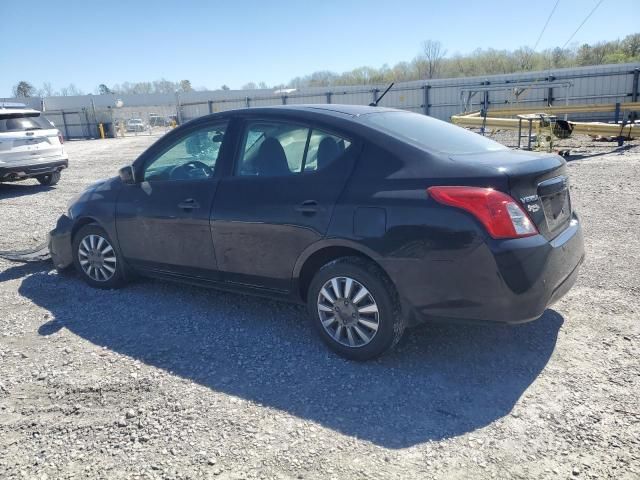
[58,131,64,144]
[428,186,538,239]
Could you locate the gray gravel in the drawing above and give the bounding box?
[1,133,639,479]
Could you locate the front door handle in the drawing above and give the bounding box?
[295,200,319,214]
[178,198,200,210]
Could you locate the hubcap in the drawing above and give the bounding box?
[317,276,380,348]
[78,234,117,282]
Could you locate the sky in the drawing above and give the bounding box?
[1,0,638,97]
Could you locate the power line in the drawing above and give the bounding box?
[533,0,561,51]
[562,0,605,49]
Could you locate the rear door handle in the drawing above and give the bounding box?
[178,198,200,210]
[295,200,319,214]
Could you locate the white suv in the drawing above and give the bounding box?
[0,104,68,186]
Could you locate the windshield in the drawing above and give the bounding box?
[361,111,507,155]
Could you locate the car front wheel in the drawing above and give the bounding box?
[307,257,405,361]
[72,225,125,289]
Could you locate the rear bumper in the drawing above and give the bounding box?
[0,158,68,181]
[49,214,74,270]
[386,213,585,326]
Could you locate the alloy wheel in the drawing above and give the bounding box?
[77,234,117,282]
[317,276,380,348]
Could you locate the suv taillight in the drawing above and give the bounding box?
[428,186,538,239]
[58,131,64,144]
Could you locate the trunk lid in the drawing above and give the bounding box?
[448,150,571,239]
[0,129,63,163]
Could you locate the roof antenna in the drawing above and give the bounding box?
[369,82,394,107]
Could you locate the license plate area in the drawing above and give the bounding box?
[13,137,47,151]
[538,176,571,233]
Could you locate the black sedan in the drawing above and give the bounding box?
[49,105,584,360]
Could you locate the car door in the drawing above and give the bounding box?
[211,118,357,292]
[115,119,230,280]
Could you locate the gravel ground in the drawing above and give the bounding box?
[0,132,639,479]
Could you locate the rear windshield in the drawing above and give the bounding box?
[0,113,55,132]
[361,111,507,155]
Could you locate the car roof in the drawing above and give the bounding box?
[283,104,400,116]
[0,107,42,116]
[227,104,401,119]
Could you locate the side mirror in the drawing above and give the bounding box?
[119,165,136,184]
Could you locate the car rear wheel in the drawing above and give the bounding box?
[307,257,405,361]
[72,225,125,289]
[36,171,61,186]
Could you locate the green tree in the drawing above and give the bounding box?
[283,32,639,87]
[179,80,193,92]
[13,81,35,98]
[621,33,640,58]
[98,84,112,95]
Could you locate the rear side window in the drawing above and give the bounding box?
[304,130,351,172]
[0,113,54,132]
[361,111,507,155]
[236,120,351,177]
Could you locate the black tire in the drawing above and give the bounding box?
[72,224,126,289]
[36,171,61,186]
[307,256,405,361]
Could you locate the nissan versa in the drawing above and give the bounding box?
[49,105,584,360]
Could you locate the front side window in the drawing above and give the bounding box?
[143,122,227,182]
[236,121,351,177]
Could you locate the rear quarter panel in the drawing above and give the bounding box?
[326,140,512,324]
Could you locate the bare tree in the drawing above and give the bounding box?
[590,42,610,64]
[132,82,153,94]
[39,82,54,97]
[153,79,179,94]
[57,84,84,96]
[242,82,257,90]
[514,46,535,71]
[421,40,447,79]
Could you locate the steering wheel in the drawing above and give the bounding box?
[170,160,213,180]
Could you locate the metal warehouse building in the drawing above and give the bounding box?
[2,62,638,140]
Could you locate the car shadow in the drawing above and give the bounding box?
[565,143,636,161]
[6,262,563,449]
[0,182,54,200]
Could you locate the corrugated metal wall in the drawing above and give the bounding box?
[3,62,638,138]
